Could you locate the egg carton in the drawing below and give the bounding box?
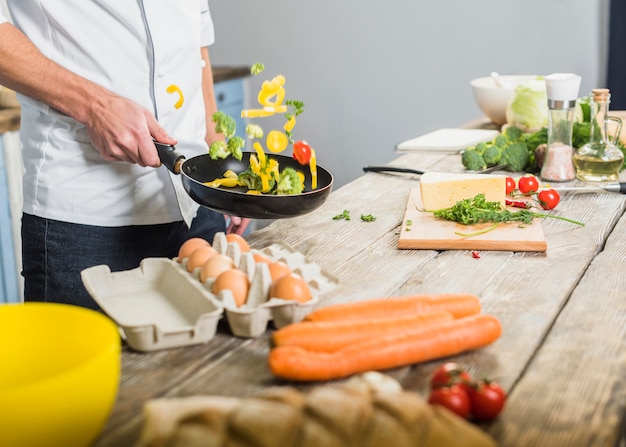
[81,235,338,350]
[81,258,224,352]
[176,233,338,338]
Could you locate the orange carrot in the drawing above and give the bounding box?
[303,294,481,322]
[268,314,501,381]
[271,311,454,352]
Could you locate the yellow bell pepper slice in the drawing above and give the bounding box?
[250,153,261,175]
[246,190,262,195]
[253,142,267,167]
[258,75,286,107]
[204,177,239,188]
[284,115,296,132]
[223,170,238,179]
[260,172,271,193]
[166,84,184,109]
[310,148,318,189]
[266,130,288,153]
[241,108,274,118]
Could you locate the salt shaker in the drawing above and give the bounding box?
[540,73,581,182]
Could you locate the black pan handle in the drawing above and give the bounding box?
[362,165,425,175]
[155,141,185,175]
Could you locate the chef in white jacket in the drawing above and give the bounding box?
[0,1,246,309]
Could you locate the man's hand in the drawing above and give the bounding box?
[226,216,251,235]
[85,92,177,167]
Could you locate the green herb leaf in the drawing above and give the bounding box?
[333,209,351,220]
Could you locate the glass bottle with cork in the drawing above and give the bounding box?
[540,73,581,183]
[573,88,624,181]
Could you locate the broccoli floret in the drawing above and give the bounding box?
[212,111,236,140]
[503,125,523,142]
[275,167,304,195]
[237,169,263,191]
[209,141,230,160]
[251,62,265,75]
[494,133,508,147]
[483,144,503,166]
[246,124,264,139]
[501,142,530,172]
[461,149,487,171]
[227,136,245,161]
[474,142,489,155]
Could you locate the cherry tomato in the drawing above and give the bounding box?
[517,174,539,194]
[293,140,312,165]
[537,188,560,210]
[430,362,473,389]
[505,176,516,195]
[428,384,471,419]
[468,380,507,422]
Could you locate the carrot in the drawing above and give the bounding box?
[303,294,481,322]
[268,314,502,381]
[271,311,454,352]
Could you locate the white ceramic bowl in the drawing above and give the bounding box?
[470,75,540,126]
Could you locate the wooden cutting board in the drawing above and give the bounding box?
[398,187,547,252]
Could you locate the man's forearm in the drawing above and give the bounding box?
[0,22,108,125]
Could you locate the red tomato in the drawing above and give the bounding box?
[468,380,507,422]
[505,176,516,195]
[293,140,312,165]
[537,189,560,210]
[430,362,473,389]
[517,174,539,194]
[428,384,471,419]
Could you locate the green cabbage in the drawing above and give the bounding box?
[505,78,548,133]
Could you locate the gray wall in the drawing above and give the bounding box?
[209,0,609,189]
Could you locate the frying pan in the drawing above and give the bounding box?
[156,142,334,219]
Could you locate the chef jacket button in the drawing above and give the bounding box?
[200,59,207,68]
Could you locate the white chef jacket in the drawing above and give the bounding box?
[1,1,215,226]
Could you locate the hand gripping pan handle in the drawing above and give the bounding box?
[155,141,185,175]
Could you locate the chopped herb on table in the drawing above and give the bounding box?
[431,194,584,237]
[333,209,351,220]
[361,214,376,222]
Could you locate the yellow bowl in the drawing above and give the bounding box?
[0,303,121,447]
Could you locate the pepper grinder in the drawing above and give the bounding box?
[540,73,582,182]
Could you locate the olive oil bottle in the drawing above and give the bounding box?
[573,88,624,181]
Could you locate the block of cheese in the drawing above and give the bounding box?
[419,172,506,210]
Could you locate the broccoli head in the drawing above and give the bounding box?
[503,125,523,142]
[209,141,230,160]
[461,149,487,171]
[482,144,503,166]
[212,111,237,140]
[474,142,489,155]
[275,167,304,195]
[237,169,263,191]
[500,142,530,172]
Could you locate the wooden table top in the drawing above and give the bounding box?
[95,146,626,447]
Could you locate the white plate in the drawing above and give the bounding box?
[395,128,499,153]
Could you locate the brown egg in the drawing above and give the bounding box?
[269,273,312,303]
[268,261,292,282]
[212,269,250,307]
[226,233,250,252]
[199,254,235,283]
[253,252,273,265]
[186,246,218,272]
[177,237,210,262]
